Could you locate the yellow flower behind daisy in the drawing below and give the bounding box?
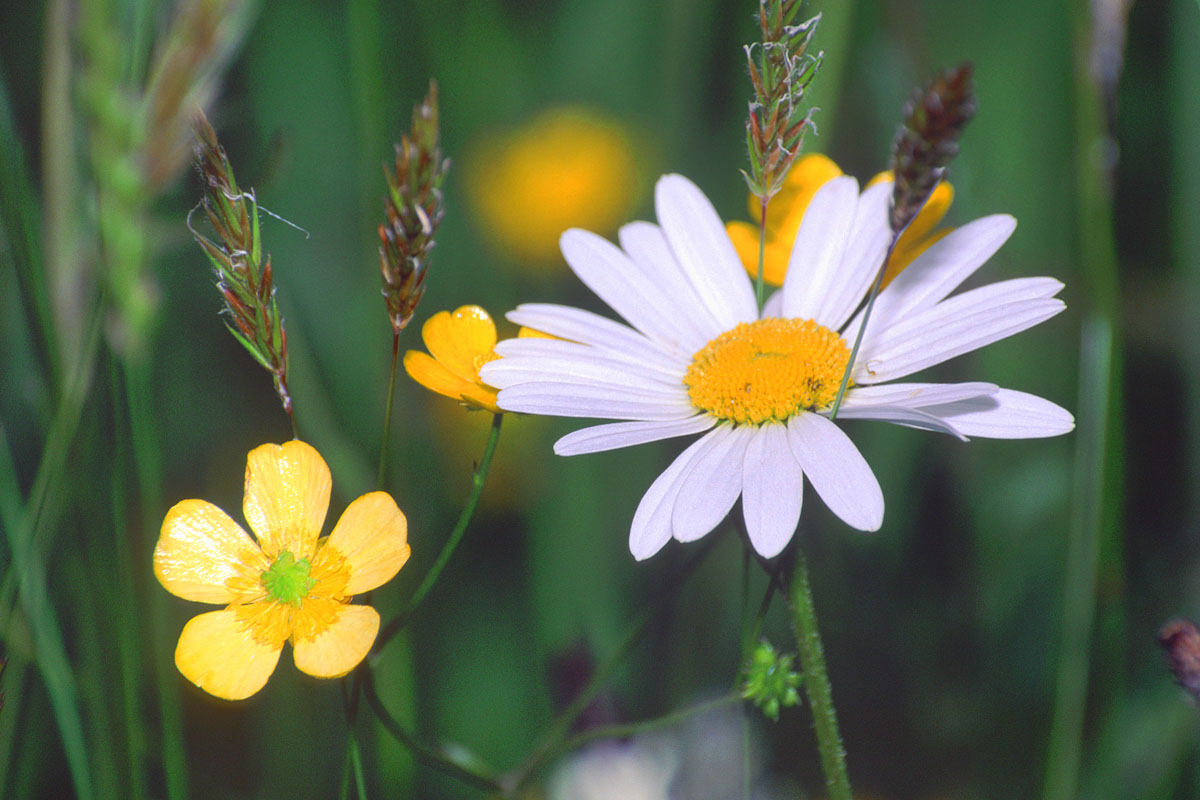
[466,107,640,266]
[725,153,955,290]
[154,440,410,700]
[404,305,551,412]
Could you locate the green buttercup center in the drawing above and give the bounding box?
[684,318,852,425]
[261,550,316,608]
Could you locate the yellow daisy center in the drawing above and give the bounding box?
[684,318,852,425]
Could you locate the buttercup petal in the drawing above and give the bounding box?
[175,608,282,700]
[404,350,501,412]
[243,441,331,561]
[323,492,411,595]
[422,306,498,383]
[292,603,379,679]
[155,499,267,603]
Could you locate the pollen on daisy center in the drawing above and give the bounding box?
[684,318,852,425]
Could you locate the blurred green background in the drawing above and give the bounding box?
[1,0,1198,797]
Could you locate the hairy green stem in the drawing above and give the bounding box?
[374,412,503,654]
[787,549,852,800]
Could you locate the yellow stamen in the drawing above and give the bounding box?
[473,350,500,376]
[233,600,294,649]
[684,318,852,425]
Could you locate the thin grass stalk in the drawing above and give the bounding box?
[376,332,400,488]
[107,364,147,800]
[123,360,188,800]
[0,73,57,389]
[0,308,105,800]
[1043,0,1125,795]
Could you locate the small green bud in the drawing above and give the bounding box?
[261,550,315,607]
[741,640,803,722]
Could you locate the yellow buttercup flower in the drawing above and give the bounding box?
[154,441,410,700]
[725,153,955,290]
[404,305,504,412]
[467,107,640,266]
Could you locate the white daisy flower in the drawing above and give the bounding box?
[480,174,1074,560]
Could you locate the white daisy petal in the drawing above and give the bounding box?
[483,351,683,391]
[830,404,969,440]
[781,176,860,324]
[842,214,1017,342]
[854,279,1066,384]
[819,180,893,330]
[655,175,758,329]
[619,221,725,338]
[630,430,725,560]
[922,388,1076,438]
[561,229,711,355]
[761,288,784,319]
[671,425,752,542]
[554,416,717,456]
[840,382,999,408]
[787,413,883,531]
[506,303,681,371]
[492,337,686,381]
[496,383,695,421]
[741,423,804,558]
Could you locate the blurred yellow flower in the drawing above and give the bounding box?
[154,440,410,700]
[404,305,504,412]
[725,153,955,290]
[467,108,640,265]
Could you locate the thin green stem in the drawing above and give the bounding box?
[361,668,502,793]
[337,728,367,800]
[124,360,187,800]
[786,548,852,800]
[547,693,742,766]
[374,412,504,654]
[755,194,769,311]
[830,224,905,419]
[503,536,720,794]
[376,331,400,488]
[0,306,104,800]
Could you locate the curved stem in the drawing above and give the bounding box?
[361,667,501,793]
[503,535,721,794]
[786,548,852,800]
[374,412,503,654]
[376,331,400,488]
[547,693,742,767]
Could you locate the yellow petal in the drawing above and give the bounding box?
[728,221,792,288]
[883,182,955,288]
[242,441,330,561]
[517,326,557,339]
[403,350,502,413]
[421,306,498,383]
[899,181,953,244]
[155,500,268,603]
[175,608,282,700]
[292,603,379,679]
[752,153,843,230]
[321,492,411,595]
